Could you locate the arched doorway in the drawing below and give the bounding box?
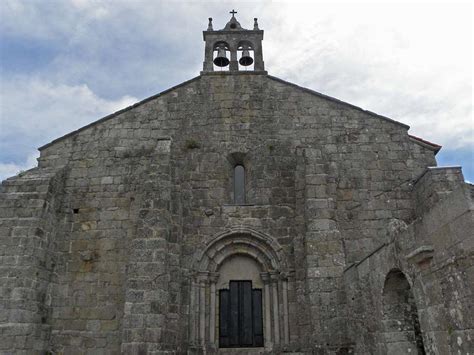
[217,255,263,348]
[190,228,290,351]
[382,269,426,355]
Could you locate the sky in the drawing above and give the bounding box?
[0,0,472,182]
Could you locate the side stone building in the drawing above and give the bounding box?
[1,13,472,355]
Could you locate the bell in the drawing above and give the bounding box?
[239,49,254,66]
[213,48,230,67]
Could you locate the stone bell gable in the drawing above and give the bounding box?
[1,11,472,355]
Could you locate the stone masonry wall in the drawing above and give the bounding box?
[47,137,178,353]
[344,167,473,354]
[1,73,448,353]
[0,167,65,354]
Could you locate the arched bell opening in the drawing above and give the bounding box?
[382,269,426,355]
[213,41,231,71]
[237,41,255,71]
[202,14,265,73]
[190,229,291,351]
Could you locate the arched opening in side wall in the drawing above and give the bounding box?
[382,269,426,355]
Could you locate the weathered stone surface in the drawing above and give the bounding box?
[1,14,472,355]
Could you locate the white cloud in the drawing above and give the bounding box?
[0,1,472,179]
[1,76,137,138]
[0,0,111,41]
[0,76,138,181]
[264,2,472,148]
[0,151,39,182]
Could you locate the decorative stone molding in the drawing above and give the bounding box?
[388,218,408,240]
[405,246,435,266]
[194,226,288,271]
[191,228,291,351]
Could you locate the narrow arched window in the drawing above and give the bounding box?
[234,164,245,204]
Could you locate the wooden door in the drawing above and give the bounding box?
[219,281,263,348]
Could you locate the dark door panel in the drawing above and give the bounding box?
[219,289,230,347]
[219,281,263,348]
[229,281,240,346]
[240,281,253,346]
[252,289,264,347]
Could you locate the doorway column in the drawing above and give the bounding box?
[281,273,290,344]
[189,276,198,345]
[261,272,272,348]
[197,271,209,346]
[270,271,280,345]
[209,272,219,346]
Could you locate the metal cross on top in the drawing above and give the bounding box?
[229,9,237,16]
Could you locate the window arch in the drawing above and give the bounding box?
[234,164,245,204]
[213,41,231,71]
[237,40,255,71]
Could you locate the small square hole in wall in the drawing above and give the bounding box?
[73,208,80,214]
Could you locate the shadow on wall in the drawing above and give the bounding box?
[382,269,426,355]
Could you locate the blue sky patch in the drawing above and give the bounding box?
[0,1,472,182]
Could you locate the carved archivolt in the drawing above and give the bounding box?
[190,227,291,350]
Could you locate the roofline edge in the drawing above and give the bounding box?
[266,75,411,130]
[38,76,202,151]
[408,135,442,154]
[38,74,442,155]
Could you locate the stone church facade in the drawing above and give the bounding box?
[1,13,472,355]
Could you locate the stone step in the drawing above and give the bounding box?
[0,182,50,194]
[0,198,46,208]
[1,168,57,189]
[0,192,44,199]
[0,206,45,219]
[2,176,53,185]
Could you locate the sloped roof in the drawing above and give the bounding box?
[267,75,410,129]
[266,76,441,154]
[408,134,442,153]
[39,76,202,150]
[39,74,440,153]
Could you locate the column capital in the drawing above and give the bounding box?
[279,269,295,281]
[209,272,219,283]
[260,272,271,284]
[197,271,210,284]
[269,270,280,282]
